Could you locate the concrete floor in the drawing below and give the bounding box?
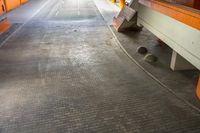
[0,0,200,132]
[112,27,200,108]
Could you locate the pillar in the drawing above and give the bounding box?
[120,0,125,9]
[170,50,196,71]
[197,76,200,99]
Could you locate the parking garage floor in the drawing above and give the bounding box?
[0,0,200,132]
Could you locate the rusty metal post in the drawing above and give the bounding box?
[197,76,200,99]
[120,0,125,9]
[112,0,116,3]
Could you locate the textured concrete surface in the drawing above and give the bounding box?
[0,0,48,24]
[112,28,200,108]
[96,0,200,111]
[0,0,200,133]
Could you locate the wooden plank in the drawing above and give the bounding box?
[124,6,136,21]
[138,0,200,30]
[112,5,140,31]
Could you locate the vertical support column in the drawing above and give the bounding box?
[112,0,116,3]
[197,76,200,99]
[120,0,125,9]
[170,50,196,71]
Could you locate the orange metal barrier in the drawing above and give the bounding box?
[197,77,200,99]
[120,0,125,9]
[0,18,10,33]
[0,0,5,14]
[4,0,20,11]
[164,0,200,10]
[20,0,28,4]
[164,0,196,8]
[138,0,200,30]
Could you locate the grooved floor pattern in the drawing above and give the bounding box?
[0,0,200,133]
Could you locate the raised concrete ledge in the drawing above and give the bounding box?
[137,4,200,70]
